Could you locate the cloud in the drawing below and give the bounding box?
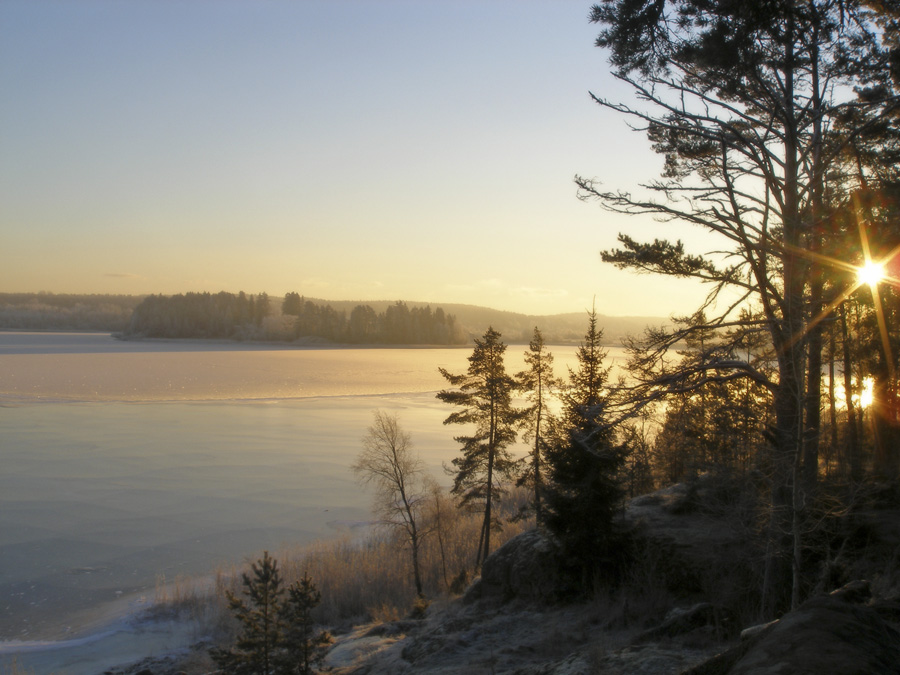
[513,286,570,300]
[445,279,569,301]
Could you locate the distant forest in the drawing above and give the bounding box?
[122,291,467,345]
[0,292,662,345]
[0,293,142,331]
[281,292,467,345]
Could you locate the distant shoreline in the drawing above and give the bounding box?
[115,333,476,349]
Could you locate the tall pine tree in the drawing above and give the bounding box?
[515,326,559,524]
[437,327,519,568]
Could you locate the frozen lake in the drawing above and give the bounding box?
[0,331,622,670]
[0,334,609,635]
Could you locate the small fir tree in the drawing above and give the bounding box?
[211,553,331,675]
[211,550,286,675]
[281,574,332,675]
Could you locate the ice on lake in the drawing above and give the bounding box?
[0,332,603,670]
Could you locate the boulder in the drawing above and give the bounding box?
[464,529,564,604]
[685,582,900,675]
[727,594,900,675]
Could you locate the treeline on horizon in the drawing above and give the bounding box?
[281,292,467,345]
[122,291,467,345]
[0,292,142,331]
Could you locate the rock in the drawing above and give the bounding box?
[735,595,900,674]
[463,529,564,604]
[827,578,871,603]
[623,476,753,602]
[738,619,778,642]
[685,584,900,675]
[635,602,736,642]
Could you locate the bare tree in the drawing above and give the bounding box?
[353,410,429,597]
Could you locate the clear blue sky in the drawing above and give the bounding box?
[1,0,712,317]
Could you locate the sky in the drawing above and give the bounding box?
[0,0,714,318]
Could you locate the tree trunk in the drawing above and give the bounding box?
[841,303,862,482]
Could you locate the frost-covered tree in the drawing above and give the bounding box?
[353,410,430,597]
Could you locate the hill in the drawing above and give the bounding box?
[293,298,666,345]
[0,292,666,345]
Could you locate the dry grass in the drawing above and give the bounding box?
[210,486,535,628]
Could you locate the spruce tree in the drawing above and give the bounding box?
[437,327,519,568]
[543,308,626,587]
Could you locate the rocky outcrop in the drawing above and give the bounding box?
[463,528,565,604]
[686,581,900,675]
[624,477,759,601]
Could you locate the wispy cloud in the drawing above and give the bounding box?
[513,286,570,300]
[445,279,570,301]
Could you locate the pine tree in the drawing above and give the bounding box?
[281,574,332,675]
[543,308,626,587]
[582,0,898,614]
[211,555,332,675]
[211,551,286,675]
[515,327,559,524]
[437,327,519,568]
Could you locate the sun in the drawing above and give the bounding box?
[857,260,886,288]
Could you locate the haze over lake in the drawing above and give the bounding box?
[0,332,617,650]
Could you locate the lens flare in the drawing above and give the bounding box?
[858,260,886,288]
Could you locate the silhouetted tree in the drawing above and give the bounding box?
[581,0,897,614]
[211,553,332,675]
[281,574,332,675]
[211,551,286,674]
[544,308,626,586]
[282,292,303,316]
[515,327,559,523]
[437,327,519,568]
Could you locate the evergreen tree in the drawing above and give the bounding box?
[543,308,626,587]
[282,292,302,316]
[211,554,332,675]
[256,292,270,326]
[437,327,519,568]
[515,326,559,524]
[281,574,332,675]
[211,551,287,675]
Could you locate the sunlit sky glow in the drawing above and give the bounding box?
[858,260,886,288]
[0,0,715,317]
